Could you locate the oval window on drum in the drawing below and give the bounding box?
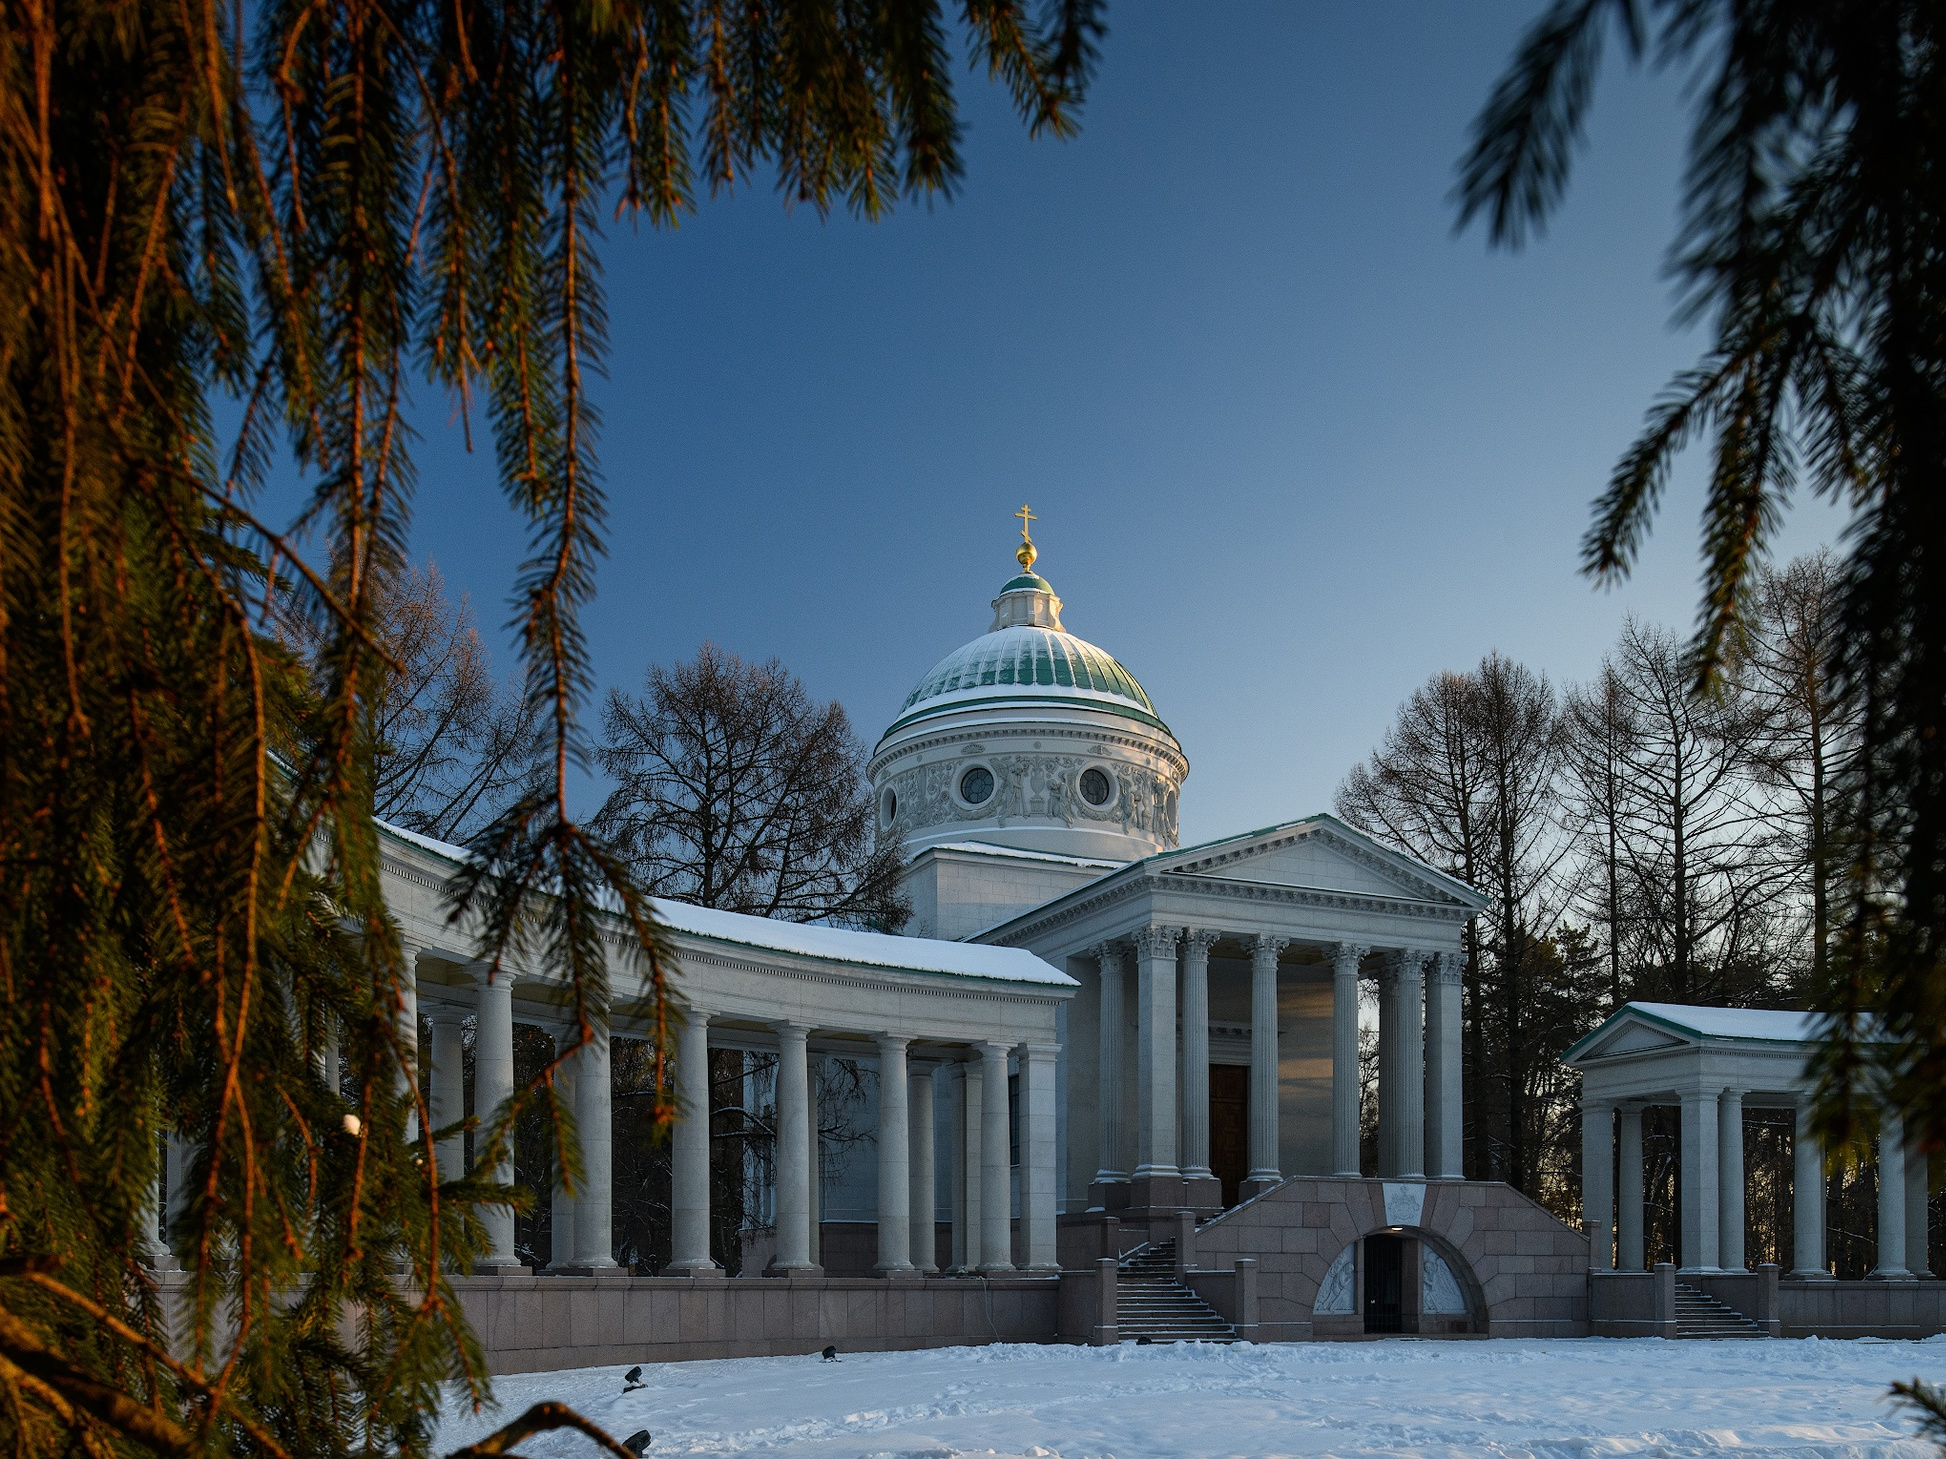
[960,766,995,805]
[1079,767,1112,806]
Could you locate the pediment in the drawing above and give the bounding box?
[1156,819,1482,907]
[1571,1017,1693,1062]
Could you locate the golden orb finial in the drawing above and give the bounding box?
[1014,503,1038,572]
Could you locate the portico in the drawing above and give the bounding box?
[1566,1002,1931,1279]
[975,815,1482,1223]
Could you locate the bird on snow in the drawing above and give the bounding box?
[622,1430,651,1455]
[820,1345,839,1362]
[621,1365,645,1393]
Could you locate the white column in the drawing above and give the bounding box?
[979,1042,1014,1272]
[908,1063,938,1273]
[1378,950,1425,1179]
[470,966,520,1268]
[548,1050,578,1270]
[1718,1089,1745,1270]
[1133,925,1181,1184]
[397,947,422,1132]
[1679,1090,1721,1271]
[1907,1130,1932,1278]
[1872,1107,1913,1279]
[950,1059,982,1272]
[1179,929,1218,1188]
[1581,1101,1613,1269]
[1094,944,1128,1188]
[669,1009,716,1273]
[1248,934,1290,1192]
[1617,1105,1645,1271]
[1425,950,1464,1179]
[875,1035,913,1274]
[772,1023,816,1271]
[571,1023,616,1269]
[1330,942,1365,1177]
[428,1009,467,1185]
[1019,1041,1060,1271]
[1791,1100,1828,1277]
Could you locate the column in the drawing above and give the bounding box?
[396,946,422,1129]
[949,1058,982,1272]
[427,1008,467,1184]
[571,1022,617,1269]
[979,1041,1014,1272]
[1018,1041,1060,1271]
[1378,950,1425,1179]
[1330,942,1365,1178]
[1872,1107,1913,1279]
[1617,1105,1645,1271]
[1718,1089,1745,1270]
[470,966,520,1268]
[1133,926,1181,1190]
[1679,1089,1721,1271]
[908,1062,938,1273]
[1907,1130,1933,1278]
[1094,944,1128,1189]
[669,1009,716,1273]
[1248,935,1291,1195]
[1791,1100,1829,1277]
[1581,1102,1614,1269]
[875,1034,914,1274]
[1424,949,1465,1179]
[772,1023,815,1271]
[1179,929,1219,1199]
[548,1050,578,1270]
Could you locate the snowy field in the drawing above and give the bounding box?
[437,1337,1946,1459]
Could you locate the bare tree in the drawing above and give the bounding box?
[1737,551,1858,988]
[1563,664,1639,1009]
[282,560,544,840]
[595,644,908,929]
[1604,618,1795,1005]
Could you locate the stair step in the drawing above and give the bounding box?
[1108,1237,1239,1343]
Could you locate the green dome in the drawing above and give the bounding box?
[881,624,1171,739]
[998,572,1055,594]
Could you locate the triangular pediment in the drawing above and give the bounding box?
[1154,817,1485,908]
[1563,1006,1708,1065]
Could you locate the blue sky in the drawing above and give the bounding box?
[274,2,1847,847]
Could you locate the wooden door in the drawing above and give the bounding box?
[1364,1234,1404,1334]
[1208,1064,1248,1208]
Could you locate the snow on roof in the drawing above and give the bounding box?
[1625,1002,1826,1043]
[928,841,1124,870]
[376,820,1073,988]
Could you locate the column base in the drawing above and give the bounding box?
[1787,1267,1836,1280]
[471,1260,529,1275]
[1181,1173,1223,1213]
[551,1265,631,1279]
[1129,1171,1186,1215]
[1088,1177,1132,1212]
[1867,1267,1917,1281]
[765,1262,823,1278]
[1241,1172,1283,1202]
[875,1262,919,1279]
[666,1259,721,1276]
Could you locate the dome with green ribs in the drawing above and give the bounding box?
[884,623,1171,737]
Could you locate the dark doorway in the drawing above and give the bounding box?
[1364,1234,1404,1334]
[1209,1064,1248,1207]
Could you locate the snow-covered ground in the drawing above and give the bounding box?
[437,1337,1946,1459]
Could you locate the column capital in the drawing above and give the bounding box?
[1182,927,1221,956]
[1088,941,1128,967]
[1133,924,1180,958]
[1430,949,1464,986]
[1251,933,1290,965]
[1332,941,1369,977]
[974,1038,1013,1062]
[1583,1097,1616,1114]
[464,958,521,990]
[772,1019,810,1039]
[1016,1040,1063,1061]
[874,1031,913,1054]
[1379,947,1428,987]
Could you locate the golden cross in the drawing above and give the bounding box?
[1015,503,1036,541]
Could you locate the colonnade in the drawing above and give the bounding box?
[1091,931,1465,1203]
[663,1016,1058,1275]
[1581,1093,1934,1277]
[404,941,1059,1275]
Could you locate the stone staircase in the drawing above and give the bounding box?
[1115,1239,1237,1343]
[1674,1283,1767,1338]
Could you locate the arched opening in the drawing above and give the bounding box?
[1312,1228,1481,1337]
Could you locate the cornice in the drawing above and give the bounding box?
[869,717,1189,782]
